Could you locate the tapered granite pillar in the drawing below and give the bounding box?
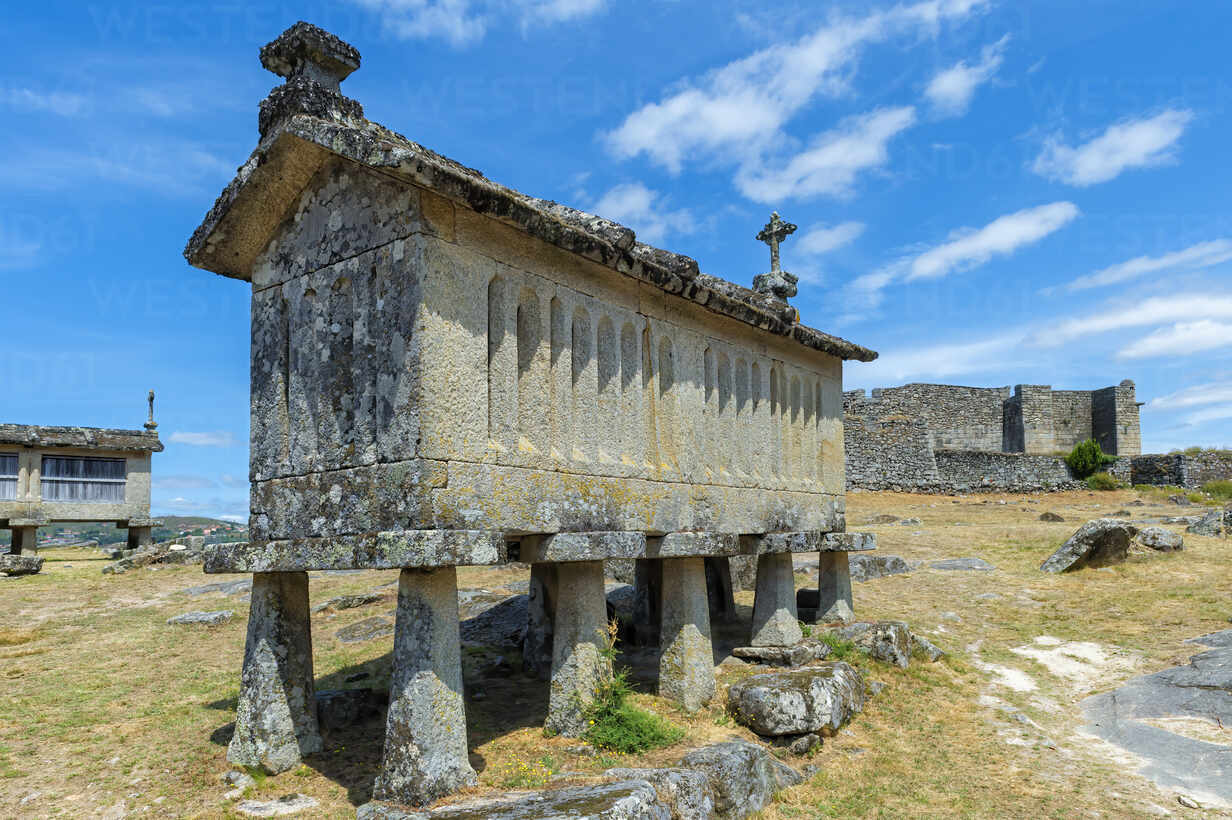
[750,552,803,646]
[546,560,610,736]
[523,562,557,680]
[632,557,662,646]
[816,551,854,623]
[10,526,38,555]
[704,556,737,622]
[375,567,477,806]
[127,526,153,551]
[228,571,322,773]
[659,557,715,712]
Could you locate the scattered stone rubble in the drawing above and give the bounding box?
[727,663,866,740]
[0,554,43,576]
[103,536,237,574]
[357,740,800,820]
[1040,519,1140,572]
[1137,526,1184,552]
[1187,507,1231,537]
[167,610,234,626]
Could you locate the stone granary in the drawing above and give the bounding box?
[185,23,877,808]
[1,394,163,553]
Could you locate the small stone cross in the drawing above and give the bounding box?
[145,390,158,431]
[757,212,797,274]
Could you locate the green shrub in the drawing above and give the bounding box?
[1086,472,1122,491]
[582,667,684,753]
[581,621,684,754]
[819,632,860,663]
[1066,439,1115,479]
[1202,480,1232,502]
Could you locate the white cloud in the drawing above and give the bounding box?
[153,474,218,490]
[1063,239,1232,292]
[854,332,1021,383]
[736,107,916,202]
[352,0,605,46]
[591,182,695,245]
[218,514,248,524]
[1179,404,1232,427]
[797,221,865,255]
[2,87,88,116]
[1117,319,1232,360]
[604,0,985,174]
[521,0,604,25]
[219,473,250,489]
[0,139,234,196]
[1040,294,1232,346]
[169,431,241,447]
[1150,381,1232,410]
[925,35,1008,116]
[908,201,1079,280]
[1032,109,1194,186]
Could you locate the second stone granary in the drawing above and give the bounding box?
[186,22,878,808]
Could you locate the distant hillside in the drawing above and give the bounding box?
[1,516,247,547]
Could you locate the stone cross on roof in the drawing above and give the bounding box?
[757,212,797,274]
[753,212,800,303]
[145,390,157,431]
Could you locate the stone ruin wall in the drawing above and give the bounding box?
[1130,452,1232,489]
[844,381,1143,493]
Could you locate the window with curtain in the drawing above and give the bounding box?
[41,456,126,503]
[0,454,16,501]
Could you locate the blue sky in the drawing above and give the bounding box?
[2,0,1230,520]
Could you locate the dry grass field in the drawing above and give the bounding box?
[1,489,1228,818]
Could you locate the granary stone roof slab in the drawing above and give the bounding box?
[186,110,877,363]
[0,424,163,453]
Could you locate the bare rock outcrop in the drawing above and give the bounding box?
[1040,519,1139,573]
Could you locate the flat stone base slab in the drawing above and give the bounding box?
[359,780,665,819]
[732,639,831,667]
[204,530,506,573]
[206,529,867,572]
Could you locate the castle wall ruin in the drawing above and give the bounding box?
[844,380,1142,492]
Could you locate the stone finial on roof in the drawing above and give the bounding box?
[257,22,364,138]
[753,212,800,303]
[260,21,361,92]
[145,390,158,431]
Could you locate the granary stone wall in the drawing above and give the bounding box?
[243,156,850,548]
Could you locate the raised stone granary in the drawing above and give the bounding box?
[185,22,878,809]
[0,397,163,553]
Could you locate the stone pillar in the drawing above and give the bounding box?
[374,567,477,807]
[10,526,38,555]
[816,551,854,623]
[523,562,557,680]
[631,557,662,646]
[127,526,153,551]
[546,560,610,737]
[704,556,736,622]
[750,552,802,646]
[228,572,321,773]
[659,557,715,713]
